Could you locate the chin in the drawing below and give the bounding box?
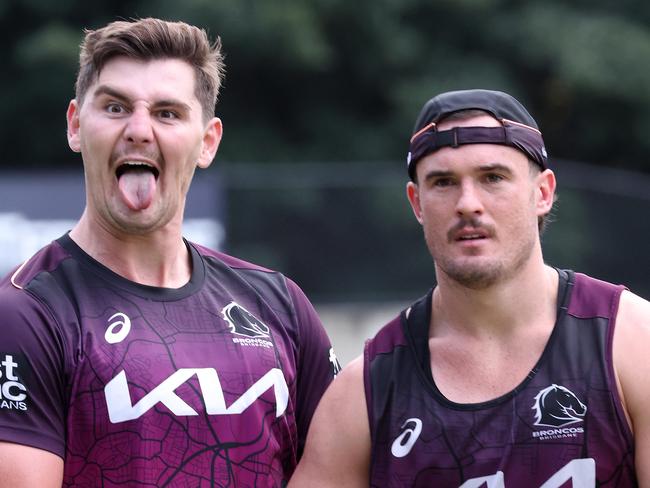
[111,213,167,235]
[439,259,505,290]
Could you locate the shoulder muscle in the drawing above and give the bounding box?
[289,355,370,487]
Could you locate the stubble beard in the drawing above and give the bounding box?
[427,228,537,291]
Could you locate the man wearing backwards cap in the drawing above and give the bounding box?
[290,89,650,487]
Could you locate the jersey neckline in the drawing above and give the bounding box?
[57,233,206,301]
[403,268,572,410]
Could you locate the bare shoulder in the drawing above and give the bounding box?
[289,355,370,488]
[613,290,650,481]
[0,442,63,487]
[619,289,650,321]
[614,291,650,368]
[613,290,650,398]
[302,354,367,426]
[320,354,366,406]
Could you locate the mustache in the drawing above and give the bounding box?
[110,149,162,166]
[447,217,495,242]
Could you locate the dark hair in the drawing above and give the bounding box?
[75,18,225,122]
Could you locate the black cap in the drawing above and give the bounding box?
[407,89,548,180]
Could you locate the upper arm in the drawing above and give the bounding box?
[0,442,63,487]
[289,355,370,488]
[0,287,67,459]
[613,290,650,483]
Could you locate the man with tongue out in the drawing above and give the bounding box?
[0,18,338,487]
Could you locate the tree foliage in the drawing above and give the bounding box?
[2,0,650,171]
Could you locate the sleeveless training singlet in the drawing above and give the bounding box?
[0,234,336,487]
[365,269,636,487]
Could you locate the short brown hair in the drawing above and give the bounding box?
[75,18,225,122]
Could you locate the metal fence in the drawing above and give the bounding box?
[222,160,650,302]
[1,160,649,304]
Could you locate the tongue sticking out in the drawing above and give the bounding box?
[118,168,157,210]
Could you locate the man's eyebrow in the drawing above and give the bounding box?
[151,99,192,113]
[423,169,454,182]
[478,163,514,174]
[92,85,130,103]
[92,85,192,112]
[421,164,515,182]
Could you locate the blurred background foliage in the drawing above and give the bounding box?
[2,0,650,171]
[1,0,649,303]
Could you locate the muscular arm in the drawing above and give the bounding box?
[0,442,63,487]
[289,356,370,487]
[613,290,650,487]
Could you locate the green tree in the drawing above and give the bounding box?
[2,0,650,172]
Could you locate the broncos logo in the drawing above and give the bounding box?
[221,302,270,338]
[532,384,587,428]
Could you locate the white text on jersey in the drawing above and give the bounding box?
[104,367,289,423]
[0,355,27,411]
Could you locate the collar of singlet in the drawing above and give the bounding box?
[403,270,572,408]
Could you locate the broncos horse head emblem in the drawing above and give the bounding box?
[221,302,270,338]
[532,384,587,428]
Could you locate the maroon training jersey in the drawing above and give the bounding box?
[364,269,636,487]
[0,234,338,487]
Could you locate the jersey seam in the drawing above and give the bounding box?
[23,281,74,370]
[605,286,635,445]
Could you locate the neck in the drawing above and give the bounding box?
[69,212,192,288]
[431,257,559,339]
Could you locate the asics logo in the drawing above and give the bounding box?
[391,417,422,458]
[105,312,132,344]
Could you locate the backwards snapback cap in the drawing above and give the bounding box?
[406,89,548,180]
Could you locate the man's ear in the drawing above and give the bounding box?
[67,100,81,153]
[197,117,223,169]
[536,168,556,216]
[406,181,424,225]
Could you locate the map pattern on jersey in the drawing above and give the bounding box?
[365,270,636,487]
[0,234,334,487]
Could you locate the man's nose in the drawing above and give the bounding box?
[455,181,484,217]
[123,107,153,145]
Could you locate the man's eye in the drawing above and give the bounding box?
[159,110,179,119]
[433,178,454,187]
[485,173,504,183]
[106,103,124,114]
